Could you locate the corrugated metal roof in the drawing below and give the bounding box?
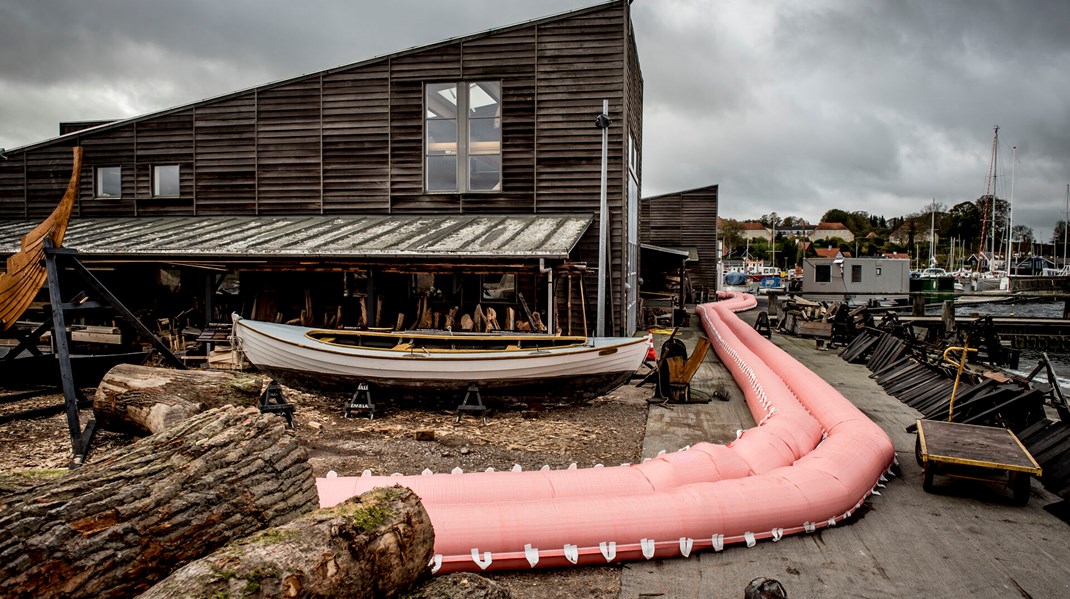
[0,215,592,260]
[640,243,699,261]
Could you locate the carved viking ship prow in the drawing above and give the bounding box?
[0,146,81,330]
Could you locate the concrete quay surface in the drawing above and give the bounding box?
[621,307,1070,599]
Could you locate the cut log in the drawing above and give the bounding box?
[505,307,515,331]
[485,307,499,331]
[93,363,263,435]
[418,296,433,329]
[141,485,434,599]
[532,311,546,333]
[396,312,406,331]
[460,314,474,331]
[473,304,485,331]
[0,405,318,599]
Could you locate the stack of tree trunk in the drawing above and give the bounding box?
[1,368,456,598]
[0,405,319,598]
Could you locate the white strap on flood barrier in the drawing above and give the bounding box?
[430,554,443,574]
[563,544,579,564]
[744,532,756,547]
[679,537,694,557]
[771,528,784,542]
[471,549,492,570]
[641,538,656,559]
[524,544,539,567]
[599,541,617,562]
[712,534,725,552]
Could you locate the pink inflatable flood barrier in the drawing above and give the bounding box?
[316,292,896,573]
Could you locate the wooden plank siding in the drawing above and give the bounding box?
[0,0,642,334]
[640,185,720,289]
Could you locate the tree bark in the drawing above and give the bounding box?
[93,363,263,434]
[141,486,434,599]
[0,405,318,599]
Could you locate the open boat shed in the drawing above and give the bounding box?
[0,1,663,338]
[0,213,593,334]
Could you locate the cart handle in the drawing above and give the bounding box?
[943,342,978,422]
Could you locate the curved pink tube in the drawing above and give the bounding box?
[317,292,895,573]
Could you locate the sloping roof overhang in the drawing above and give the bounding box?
[0,214,592,264]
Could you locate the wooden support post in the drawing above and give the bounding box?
[366,268,377,328]
[942,300,956,334]
[204,271,214,328]
[912,293,926,317]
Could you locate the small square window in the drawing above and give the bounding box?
[153,165,180,197]
[876,267,883,276]
[96,166,121,198]
[815,264,831,283]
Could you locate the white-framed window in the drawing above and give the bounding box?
[425,81,501,192]
[153,165,180,197]
[96,166,122,198]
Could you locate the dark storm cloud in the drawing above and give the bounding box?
[2,0,1069,240]
[631,0,1070,240]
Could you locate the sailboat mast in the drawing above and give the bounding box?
[1064,184,1068,269]
[979,125,999,270]
[928,199,936,268]
[991,128,1000,271]
[1008,146,1015,274]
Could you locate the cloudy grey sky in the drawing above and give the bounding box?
[2,0,1069,240]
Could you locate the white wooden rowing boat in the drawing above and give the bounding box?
[232,315,648,402]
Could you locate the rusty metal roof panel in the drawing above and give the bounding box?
[0,215,592,260]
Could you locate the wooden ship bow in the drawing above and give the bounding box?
[0,146,81,330]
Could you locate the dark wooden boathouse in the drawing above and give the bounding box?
[639,185,719,313]
[0,1,647,337]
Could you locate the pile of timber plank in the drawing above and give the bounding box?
[776,297,869,341]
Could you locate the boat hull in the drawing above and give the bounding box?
[232,316,648,402]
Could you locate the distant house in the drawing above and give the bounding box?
[965,252,1005,271]
[882,252,909,260]
[812,222,855,243]
[738,221,771,241]
[808,247,851,258]
[889,223,936,246]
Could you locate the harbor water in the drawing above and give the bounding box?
[943,299,1070,388]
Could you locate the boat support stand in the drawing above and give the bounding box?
[344,382,376,420]
[456,385,488,424]
[258,380,295,428]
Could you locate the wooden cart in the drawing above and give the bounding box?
[915,419,1042,505]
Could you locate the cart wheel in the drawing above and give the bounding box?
[914,435,924,466]
[1011,473,1031,506]
[922,461,934,493]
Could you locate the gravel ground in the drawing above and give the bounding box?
[0,376,655,598]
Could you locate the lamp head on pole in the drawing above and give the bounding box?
[595,113,612,129]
